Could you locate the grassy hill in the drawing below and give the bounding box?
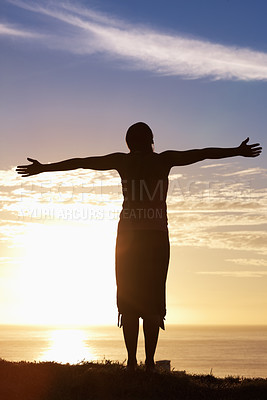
[0,359,267,400]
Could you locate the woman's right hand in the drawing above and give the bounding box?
[16,158,44,177]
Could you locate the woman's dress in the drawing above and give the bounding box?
[115,152,170,329]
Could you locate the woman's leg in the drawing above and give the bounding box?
[122,313,139,369]
[143,314,160,369]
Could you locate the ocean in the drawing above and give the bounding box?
[0,325,266,378]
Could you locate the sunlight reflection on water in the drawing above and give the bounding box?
[1,325,266,377]
[40,329,96,364]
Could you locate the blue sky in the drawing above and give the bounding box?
[1,0,267,167]
[0,0,267,325]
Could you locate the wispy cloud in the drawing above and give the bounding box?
[226,258,267,267]
[0,22,42,38]
[200,163,228,169]
[221,168,267,177]
[5,0,267,81]
[0,256,20,265]
[197,271,267,278]
[166,163,267,253]
[170,226,267,254]
[1,164,267,256]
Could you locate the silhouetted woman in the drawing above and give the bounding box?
[16,122,262,371]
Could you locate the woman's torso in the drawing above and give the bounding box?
[117,152,170,231]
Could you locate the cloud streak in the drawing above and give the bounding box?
[0,22,42,38]
[197,271,267,278]
[6,0,267,81]
[221,168,267,177]
[226,258,267,267]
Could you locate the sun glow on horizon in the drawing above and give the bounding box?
[8,219,118,325]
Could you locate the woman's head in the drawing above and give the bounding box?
[126,122,154,153]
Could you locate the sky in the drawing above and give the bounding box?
[0,0,267,326]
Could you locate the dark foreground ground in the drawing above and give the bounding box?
[0,359,267,400]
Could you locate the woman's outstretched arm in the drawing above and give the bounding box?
[163,138,262,167]
[16,153,125,177]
